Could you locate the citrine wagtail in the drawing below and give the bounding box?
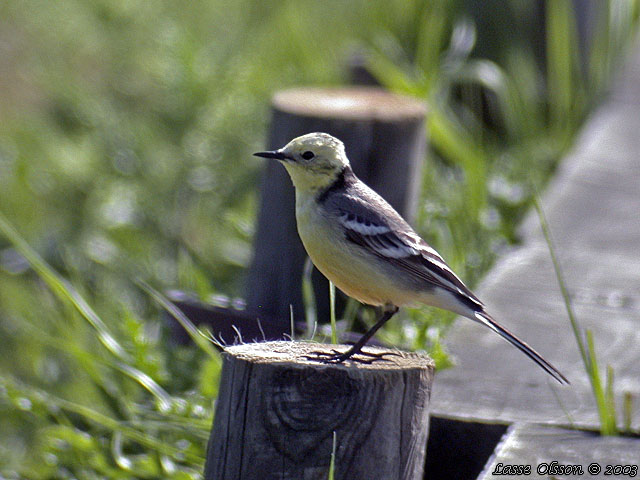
[254,132,568,384]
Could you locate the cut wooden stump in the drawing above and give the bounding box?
[246,87,427,331]
[204,341,434,480]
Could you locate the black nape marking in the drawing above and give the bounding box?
[316,165,354,203]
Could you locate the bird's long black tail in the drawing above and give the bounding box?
[474,311,569,384]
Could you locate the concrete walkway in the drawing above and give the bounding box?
[430,41,640,432]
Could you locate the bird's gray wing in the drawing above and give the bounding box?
[330,190,483,309]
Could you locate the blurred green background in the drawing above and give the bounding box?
[0,0,638,477]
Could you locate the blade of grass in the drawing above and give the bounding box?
[586,330,617,435]
[605,365,616,431]
[534,194,617,435]
[329,280,337,344]
[342,298,360,333]
[116,362,173,413]
[623,391,633,433]
[327,431,337,480]
[14,313,173,412]
[427,107,488,216]
[550,379,576,428]
[546,0,584,140]
[0,211,176,411]
[127,415,211,440]
[0,211,129,362]
[302,256,317,338]
[1,376,204,464]
[111,431,134,471]
[414,0,448,88]
[532,196,587,366]
[136,280,220,361]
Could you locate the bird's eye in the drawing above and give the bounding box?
[301,151,315,160]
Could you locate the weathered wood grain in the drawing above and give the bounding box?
[204,341,434,480]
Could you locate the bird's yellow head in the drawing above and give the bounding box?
[254,132,349,193]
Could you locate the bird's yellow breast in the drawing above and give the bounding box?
[295,194,416,307]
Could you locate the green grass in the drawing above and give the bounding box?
[0,212,219,477]
[533,195,618,436]
[1,0,639,476]
[0,229,218,478]
[329,281,338,345]
[327,431,338,480]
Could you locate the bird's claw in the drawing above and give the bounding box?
[303,348,400,365]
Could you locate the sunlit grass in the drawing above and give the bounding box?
[0,213,219,476]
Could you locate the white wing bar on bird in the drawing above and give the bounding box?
[338,211,483,309]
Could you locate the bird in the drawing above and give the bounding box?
[254,132,568,384]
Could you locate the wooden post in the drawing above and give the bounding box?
[246,87,427,332]
[204,341,434,480]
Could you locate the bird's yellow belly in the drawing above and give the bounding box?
[296,205,415,307]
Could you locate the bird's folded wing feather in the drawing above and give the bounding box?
[332,194,482,308]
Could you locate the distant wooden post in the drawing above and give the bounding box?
[246,87,427,332]
[204,342,434,480]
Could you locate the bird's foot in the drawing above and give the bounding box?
[304,348,400,365]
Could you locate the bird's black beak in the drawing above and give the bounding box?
[253,149,289,161]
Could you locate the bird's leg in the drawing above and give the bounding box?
[307,306,400,364]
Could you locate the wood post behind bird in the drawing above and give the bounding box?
[204,342,434,480]
[247,87,427,332]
